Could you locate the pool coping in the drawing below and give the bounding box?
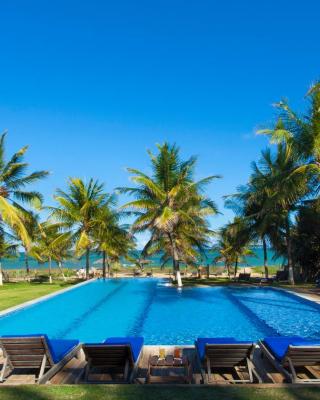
[0,278,96,318]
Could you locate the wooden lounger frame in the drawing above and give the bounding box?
[197,343,261,384]
[82,344,142,383]
[0,336,81,384]
[259,340,320,384]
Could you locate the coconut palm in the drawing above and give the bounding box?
[50,178,108,278]
[213,218,254,279]
[93,199,134,278]
[12,209,40,275]
[258,82,320,190]
[0,228,19,285]
[120,143,219,287]
[32,221,73,282]
[0,132,48,247]
[225,180,280,279]
[247,144,313,284]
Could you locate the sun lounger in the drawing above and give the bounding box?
[195,337,261,384]
[82,337,144,383]
[0,334,80,384]
[237,273,251,282]
[260,336,320,383]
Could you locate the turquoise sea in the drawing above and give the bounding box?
[1,247,284,270]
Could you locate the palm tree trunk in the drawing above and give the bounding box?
[0,261,3,286]
[262,237,269,279]
[48,257,52,284]
[226,261,231,279]
[85,247,90,279]
[106,255,111,278]
[58,261,66,281]
[234,257,238,279]
[24,250,30,275]
[102,250,106,279]
[168,233,182,287]
[285,217,295,285]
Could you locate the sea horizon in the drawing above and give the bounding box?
[1,247,285,270]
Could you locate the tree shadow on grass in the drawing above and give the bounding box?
[1,385,320,400]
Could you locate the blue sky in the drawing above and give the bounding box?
[1,1,319,247]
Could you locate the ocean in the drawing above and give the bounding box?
[0,247,284,270]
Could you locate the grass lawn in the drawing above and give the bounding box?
[0,385,319,400]
[0,281,77,311]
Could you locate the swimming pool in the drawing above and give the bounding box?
[0,279,319,344]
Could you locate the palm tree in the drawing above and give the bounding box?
[13,210,40,275]
[246,144,313,284]
[32,221,73,282]
[120,143,220,287]
[213,218,254,279]
[0,132,48,247]
[258,82,320,187]
[225,179,279,279]
[93,198,134,278]
[0,228,18,285]
[50,178,108,278]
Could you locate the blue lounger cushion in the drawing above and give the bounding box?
[264,336,320,361]
[195,337,252,361]
[2,334,79,364]
[103,337,144,363]
[48,339,79,363]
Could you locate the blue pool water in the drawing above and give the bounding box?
[0,279,319,344]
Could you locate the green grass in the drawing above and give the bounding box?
[0,281,77,311]
[251,266,280,275]
[0,385,319,400]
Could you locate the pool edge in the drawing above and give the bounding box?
[0,278,97,318]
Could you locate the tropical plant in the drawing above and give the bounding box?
[120,143,219,287]
[12,209,40,275]
[93,198,134,278]
[292,199,320,282]
[0,132,48,247]
[225,176,280,279]
[213,218,254,278]
[50,178,108,278]
[247,144,313,284]
[0,228,18,285]
[31,221,73,282]
[258,82,320,189]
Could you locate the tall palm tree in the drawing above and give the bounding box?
[50,178,108,278]
[93,199,134,278]
[213,218,254,279]
[225,180,279,279]
[120,143,219,287]
[247,144,313,284]
[12,209,40,275]
[32,221,72,283]
[0,132,48,247]
[0,228,18,285]
[258,82,320,188]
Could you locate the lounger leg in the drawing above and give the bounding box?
[206,359,212,384]
[38,354,47,383]
[247,358,262,383]
[129,350,143,384]
[84,359,91,382]
[124,359,129,382]
[0,357,8,382]
[287,357,298,383]
[247,358,254,383]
